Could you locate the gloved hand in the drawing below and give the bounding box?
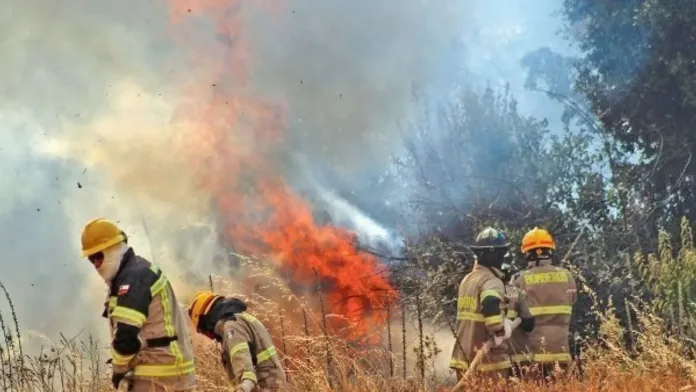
[236,379,256,392]
[502,317,513,339]
[111,372,126,389]
[492,318,514,347]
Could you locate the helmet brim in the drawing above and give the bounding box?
[469,243,510,250]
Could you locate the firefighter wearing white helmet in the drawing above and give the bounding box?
[81,218,196,391]
[508,227,577,381]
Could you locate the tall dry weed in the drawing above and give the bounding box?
[4,220,696,391]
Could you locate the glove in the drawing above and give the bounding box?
[502,317,513,339]
[111,372,126,389]
[492,318,514,347]
[236,379,256,392]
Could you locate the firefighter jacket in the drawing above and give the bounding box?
[215,312,287,391]
[103,248,196,389]
[509,260,577,364]
[449,264,511,374]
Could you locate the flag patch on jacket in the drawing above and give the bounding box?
[118,285,130,295]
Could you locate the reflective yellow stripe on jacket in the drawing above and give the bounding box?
[457,292,503,325]
[108,297,147,327]
[480,290,501,301]
[449,358,511,372]
[529,305,572,316]
[147,265,190,376]
[256,346,277,363]
[449,359,468,370]
[133,360,196,377]
[241,371,258,383]
[111,349,135,367]
[510,353,533,363]
[111,307,147,327]
[534,353,571,363]
[236,312,279,364]
[110,265,195,378]
[228,333,279,365]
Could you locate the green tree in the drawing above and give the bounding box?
[561,0,696,235]
[638,218,696,340]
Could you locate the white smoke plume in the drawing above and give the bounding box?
[0,0,470,347]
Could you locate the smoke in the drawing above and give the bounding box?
[0,0,471,345]
[0,0,582,357]
[241,1,469,179]
[314,185,402,253]
[0,0,213,346]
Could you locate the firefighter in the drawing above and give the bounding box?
[449,227,534,383]
[188,291,287,392]
[510,227,577,381]
[81,218,196,391]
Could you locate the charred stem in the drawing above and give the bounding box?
[313,269,332,388]
[386,293,394,378]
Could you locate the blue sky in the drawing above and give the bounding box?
[462,0,576,129]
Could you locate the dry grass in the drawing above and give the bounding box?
[2,237,696,391]
[2,306,694,392]
[2,288,694,392]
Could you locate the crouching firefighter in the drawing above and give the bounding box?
[80,218,196,391]
[510,227,577,381]
[188,291,287,392]
[449,227,532,383]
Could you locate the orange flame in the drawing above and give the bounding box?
[166,0,398,341]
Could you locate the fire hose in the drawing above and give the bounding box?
[449,317,522,392]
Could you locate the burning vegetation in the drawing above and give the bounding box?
[169,0,398,343]
[3,0,696,391]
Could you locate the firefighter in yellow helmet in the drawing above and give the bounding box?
[81,218,196,391]
[188,291,287,392]
[449,227,533,383]
[509,227,577,381]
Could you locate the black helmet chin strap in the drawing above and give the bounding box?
[527,248,552,267]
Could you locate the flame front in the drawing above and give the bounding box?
[167,0,398,341]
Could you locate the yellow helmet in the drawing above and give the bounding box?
[81,218,127,257]
[520,227,556,254]
[188,291,223,331]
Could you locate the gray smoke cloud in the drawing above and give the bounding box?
[0,0,472,347]
[0,0,215,347]
[242,1,469,178]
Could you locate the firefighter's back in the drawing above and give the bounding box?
[515,263,577,364]
[223,312,287,390]
[450,265,510,375]
[108,255,196,390]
